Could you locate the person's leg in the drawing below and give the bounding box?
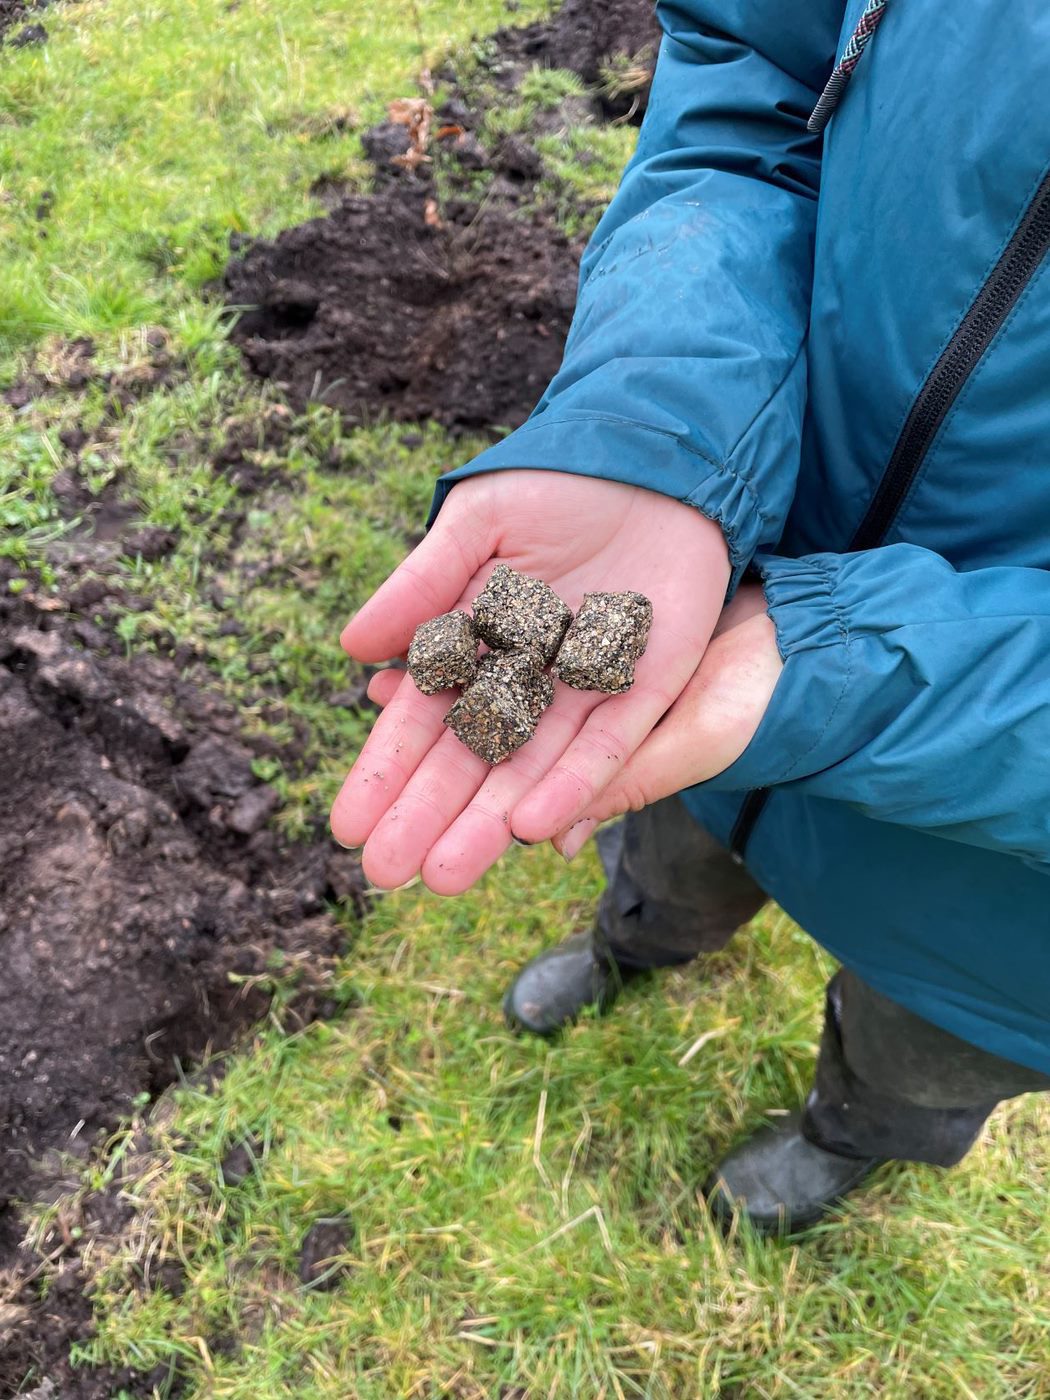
[504,797,767,1034]
[597,796,769,970]
[803,969,1050,1162]
[707,967,1050,1234]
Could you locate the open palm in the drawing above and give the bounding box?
[330,470,729,892]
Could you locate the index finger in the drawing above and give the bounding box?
[329,673,450,848]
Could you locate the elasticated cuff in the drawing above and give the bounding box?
[701,552,854,793]
[427,412,777,591]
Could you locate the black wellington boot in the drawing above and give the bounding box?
[503,930,640,1036]
[704,1111,881,1235]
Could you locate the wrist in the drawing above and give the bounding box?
[694,509,732,583]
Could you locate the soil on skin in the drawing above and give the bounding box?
[223,0,659,430]
[0,570,364,1396]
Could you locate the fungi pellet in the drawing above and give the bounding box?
[471,564,572,664]
[552,591,653,694]
[406,610,478,694]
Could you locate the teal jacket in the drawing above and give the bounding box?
[432,1,1050,1073]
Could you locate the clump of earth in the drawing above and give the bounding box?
[223,0,659,430]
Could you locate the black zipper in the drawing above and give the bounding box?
[730,166,1050,861]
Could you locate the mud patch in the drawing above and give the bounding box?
[225,184,577,430]
[224,0,659,430]
[0,574,364,1395]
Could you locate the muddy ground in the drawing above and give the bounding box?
[224,0,658,428]
[0,563,366,1397]
[226,184,580,431]
[0,0,53,46]
[3,0,659,1392]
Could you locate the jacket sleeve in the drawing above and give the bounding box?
[429,1,845,586]
[709,546,1050,873]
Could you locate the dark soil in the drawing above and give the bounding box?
[225,183,578,431]
[223,0,659,431]
[0,0,33,38]
[0,572,365,1396]
[298,1215,355,1290]
[492,0,659,118]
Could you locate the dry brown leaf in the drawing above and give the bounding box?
[423,198,442,229]
[387,96,433,170]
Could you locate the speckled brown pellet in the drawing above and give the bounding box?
[444,673,535,764]
[552,591,653,693]
[471,564,573,665]
[407,611,478,694]
[476,648,554,723]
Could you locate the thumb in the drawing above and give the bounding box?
[563,613,783,829]
[341,487,494,663]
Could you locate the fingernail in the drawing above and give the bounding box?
[365,873,422,892]
[332,836,363,853]
[511,835,536,847]
[558,818,597,863]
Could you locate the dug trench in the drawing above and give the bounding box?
[2,0,659,1391]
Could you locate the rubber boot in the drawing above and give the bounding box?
[503,930,640,1036]
[704,1111,880,1235]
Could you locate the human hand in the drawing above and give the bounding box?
[330,469,730,892]
[360,581,780,867]
[547,582,781,858]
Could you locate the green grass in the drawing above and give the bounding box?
[0,0,551,351]
[536,122,639,237]
[8,2,1050,1397]
[444,59,638,237]
[64,869,1050,1398]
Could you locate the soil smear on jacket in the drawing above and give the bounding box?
[3,0,660,1393]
